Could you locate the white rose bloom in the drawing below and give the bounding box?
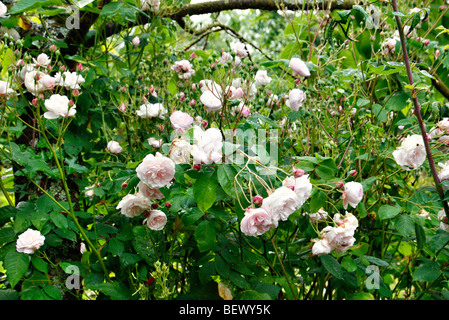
[261,186,300,227]
[116,193,152,218]
[24,71,47,95]
[0,80,14,95]
[311,238,332,256]
[230,41,248,58]
[438,161,449,189]
[54,71,85,90]
[282,174,312,208]
[306,207,328,223]
[33,53,51,67]
[0,2,7,17]
[286,88,306,111]
[140,0,160,11]
[191,126,222,165]
[438,210,449,232]
[136,103,167,119]
[16,229,45,254]
[169,138,192,164]
[171,60,195,80]
[392,134,426,170]
[342,181,363,209]
[107,141,123,154]
[144,210,167,231]
[200,90,222,112]
[148,137,163,148]
[43,94,76,119]
[289,57,311,77]
[254,70,272,87]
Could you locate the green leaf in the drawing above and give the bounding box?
[309,190,326,213]
[320,254,343,279]
[50,211,68,230]
[65,157,88,175]
[415,222,426,250]
[9,0,62,15]
[238,290,272,300]
[217,164,238,198]
[378,205,401,220]
[413,260,441,282]
[43,285,63,300]
[394,214,415,237]
[385,91,411,111]
[193,171,218,213]
[4,251,30,288]
[194,220,216,252]
[315,158,337,181]
[99,1,124,18]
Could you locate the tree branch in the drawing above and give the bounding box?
[165,0,356,27]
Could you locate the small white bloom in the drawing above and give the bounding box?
[254,70,272,87]
[106,141,123,154]
[43,94,76,119]
[230,41,248,58]
[392,134,426,170]
[0,2,7,17]
[136,103,167,119]
[54,71,85,90]
[285,88,306,111]
[289,57,311,77]
[169,138,192,164]
[16,229,45,254]
[116,193,152,218]
[342,181,363,209]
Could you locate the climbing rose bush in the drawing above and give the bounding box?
[1,0,449,302]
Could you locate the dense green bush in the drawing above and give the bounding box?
[1,0,449,301]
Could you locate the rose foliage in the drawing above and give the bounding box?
[2,0,449,301]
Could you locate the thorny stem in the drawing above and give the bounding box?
[391,0,449,220]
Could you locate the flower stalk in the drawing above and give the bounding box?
[391,0,449,219]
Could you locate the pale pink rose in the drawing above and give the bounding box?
[311,238,332,256]
[286,88,306,111]
[116,193,152,218]
[170,110,193,132]
[240,207,273,237]
[136,152,176,189]
[144,210,167,231]
[289,57,311,77]
[132,36,140,47]
[261,186,299,227]
[200,90,222,111]
[138,181,165,200]
[16,228,45,254]
[230,41,248,58]
[342,182,363,209]
[254,70,272,87]
[148,137,163,148]
[106,141,122,154]
[171,60,195,79]
[241,106,251,118]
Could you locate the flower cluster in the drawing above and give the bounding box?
[115,152,174,230]
[240,173,313,237]
[311,212,359,256]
